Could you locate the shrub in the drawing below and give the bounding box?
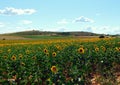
[99,35,105,38]
[2,38,6,40]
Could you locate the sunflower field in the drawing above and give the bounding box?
[0,37,120,85]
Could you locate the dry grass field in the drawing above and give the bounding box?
[0,35,28,40]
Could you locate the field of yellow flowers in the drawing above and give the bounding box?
[0,37,120,85]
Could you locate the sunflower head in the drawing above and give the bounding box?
[115,47,120,52]
[11,55,16,61]
[3,56,7,59]
[52,52,57,57]
[101,46,106,52]
[21,62,25,66]
[51,66,57,73]
[44,48,48,53]
[78,47,85,54]
[19,54,23,59]
[46,53,49,56]
[56,45,62,50]
[26,50,30,54]
[95,47,99,52]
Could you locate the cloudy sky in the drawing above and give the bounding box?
[0,0,120,34]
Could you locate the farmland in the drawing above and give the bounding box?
[0,37,120,85]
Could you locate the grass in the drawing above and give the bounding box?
[0,34,75,40]
[20,35,73,39]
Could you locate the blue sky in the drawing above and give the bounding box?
[0,0,120,34]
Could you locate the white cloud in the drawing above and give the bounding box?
[73,16,94,23]
[0,7,36,16]
[57,19,68,25]
[85,26,120,34]
[0,22,5,27]
[22,20,32,24]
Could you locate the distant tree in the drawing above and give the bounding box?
[2,38,6,40]
[99,35,105,38]
[59,32,70,36]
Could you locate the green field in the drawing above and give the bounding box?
[0,37,120,84]
[20,35,73,39]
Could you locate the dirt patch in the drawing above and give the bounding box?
[0,35,28,40]
[90,64,120,85]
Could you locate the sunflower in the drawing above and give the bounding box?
[21,62,25,66]
[115,47,120,52]
[11,55,16,61]
[51,66,57,73]
[101,46,106,52]
[19,54,23,59]
[3,56,7,59]
[56,45,62,50]
[44,48,48,53]
[95,47,99,52]
[46,53,49,56]
[78,47,84,54]
[52,52,57,57]
[26,50,30,54]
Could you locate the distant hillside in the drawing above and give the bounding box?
[5,30,99,36]
[2,30,119,40]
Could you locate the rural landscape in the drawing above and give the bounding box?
[0,30,120,84]
[0,0,120,85]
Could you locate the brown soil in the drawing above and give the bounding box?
[0,35,28,40]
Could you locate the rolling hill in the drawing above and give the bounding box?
[0,30,111,40]
[3,30,99,36]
